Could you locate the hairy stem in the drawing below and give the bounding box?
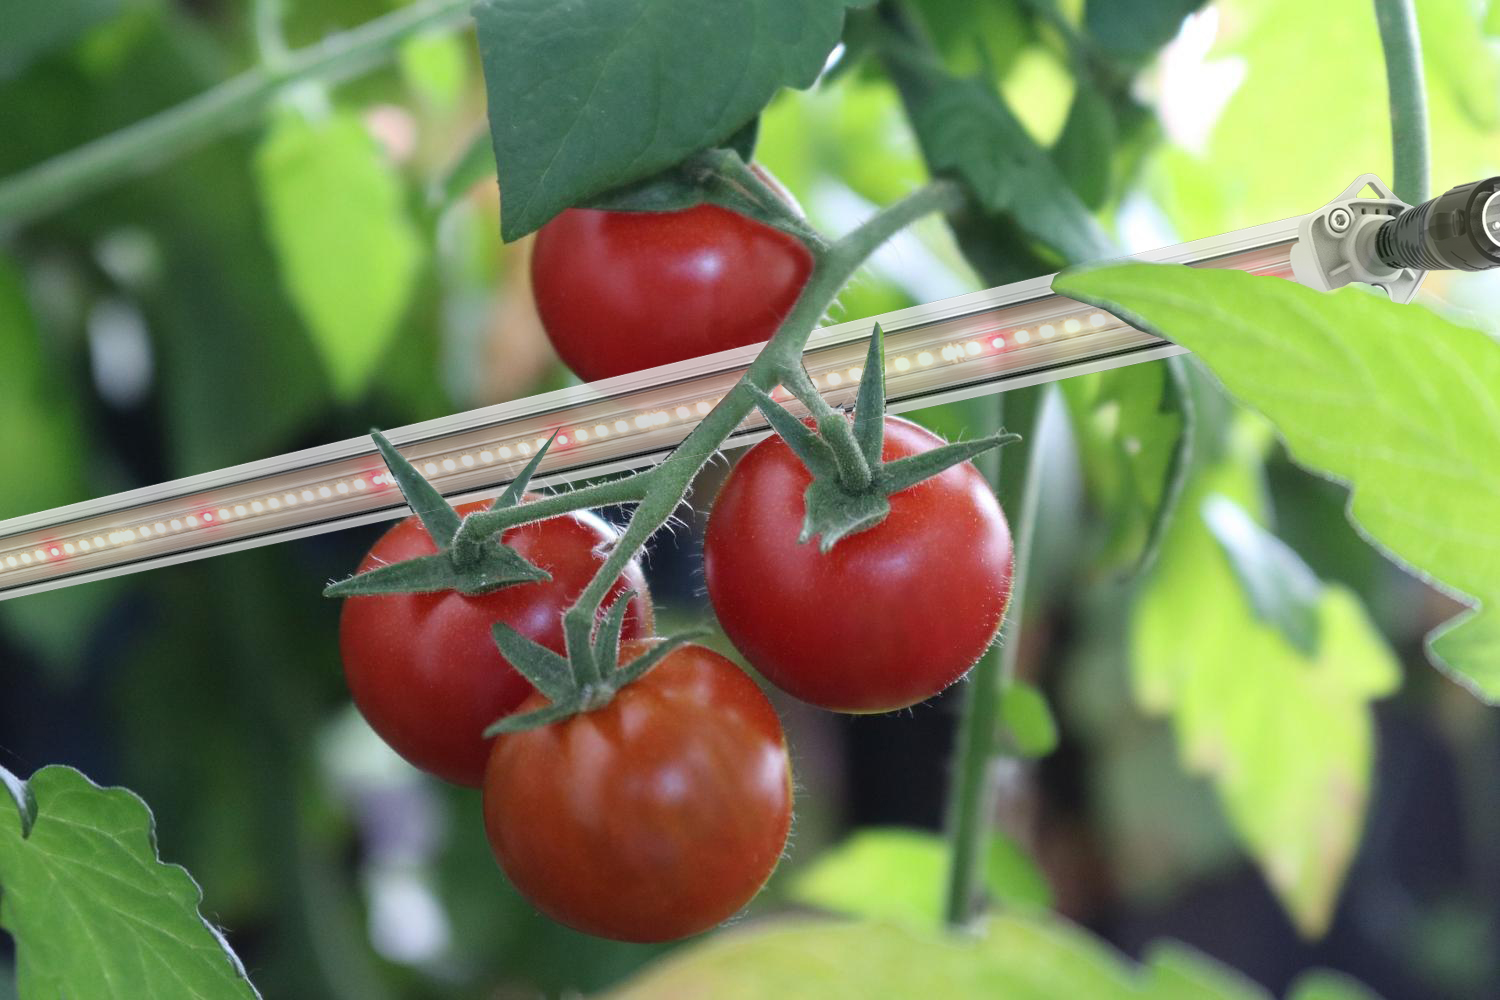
[0,0,471,228]
[1372,0,1430,204]
[941,386,1045,926]
[780,363,873,488]
[819,413,874,490]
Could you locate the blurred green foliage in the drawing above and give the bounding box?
[1059,263,1500,693]
[255,108,423,400]
[788,826,1052,924]
[1131,418,1399,936]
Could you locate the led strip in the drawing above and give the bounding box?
[0,218,1304,600]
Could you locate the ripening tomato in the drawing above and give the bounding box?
[703,416,1012,713]
[482,640,792,942]
[530,177,814,383]
[339,502,652,787]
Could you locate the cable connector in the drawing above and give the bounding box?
[1290,174,1423,303]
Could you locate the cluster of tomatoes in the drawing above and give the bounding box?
[337,187,1013,943]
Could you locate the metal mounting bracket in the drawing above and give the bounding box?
[1289,173,1425,303]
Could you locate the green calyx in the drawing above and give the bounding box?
[484,597,707,735]
[583,146,826,252]
[322,429,555,599]
[324,429,706,736]
[752,323,1021,551]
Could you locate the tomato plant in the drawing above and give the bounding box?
[530,185,814,381]
[1,0,1494,996]
[481,640,792,942]
[339,501,653,786]
[705,416,1013,712]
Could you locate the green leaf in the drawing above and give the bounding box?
[1060,359,1191,574]
[983,833,1054,911]
[1202,495,1324,656]
[0,765,259,999]
[1000,680,1058,758]
[907,0,1028,79]
[1139,942,1270,1000]
[1487,0,1500,36]
[399,30,467,111]
[881,39,1114,263]
[100,106,327,475]
[0,771,34,839]
[1129,422,1399,936]
[607,914,1279,999]
[474,0,866,240]
[255,110,422,400]
[1056,263,1500,699]
[788,828,1050,927]
[0,0,119,81]
[1286,970,1384,1000]
[0,257,85,520]
[1084,0,1210,63]
[1052,83,1115,209]
[789,829,947,925]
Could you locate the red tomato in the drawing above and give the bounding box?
[704,416,1012,713]
[339,502,653,787]
[530,183,814,382]
[482,640,792,942]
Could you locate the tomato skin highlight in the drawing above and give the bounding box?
[338,502,652,787]
[530,198,814,382]
[703,416,1013,713]
[482,641,793,942]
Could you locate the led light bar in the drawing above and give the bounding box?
[0,216,1306,600]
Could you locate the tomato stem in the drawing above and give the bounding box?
[941,385,1048,927]
[817,414,875,491]
[1371,0,1430,205]
[450,473,653,566]
[778,363,876,491]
